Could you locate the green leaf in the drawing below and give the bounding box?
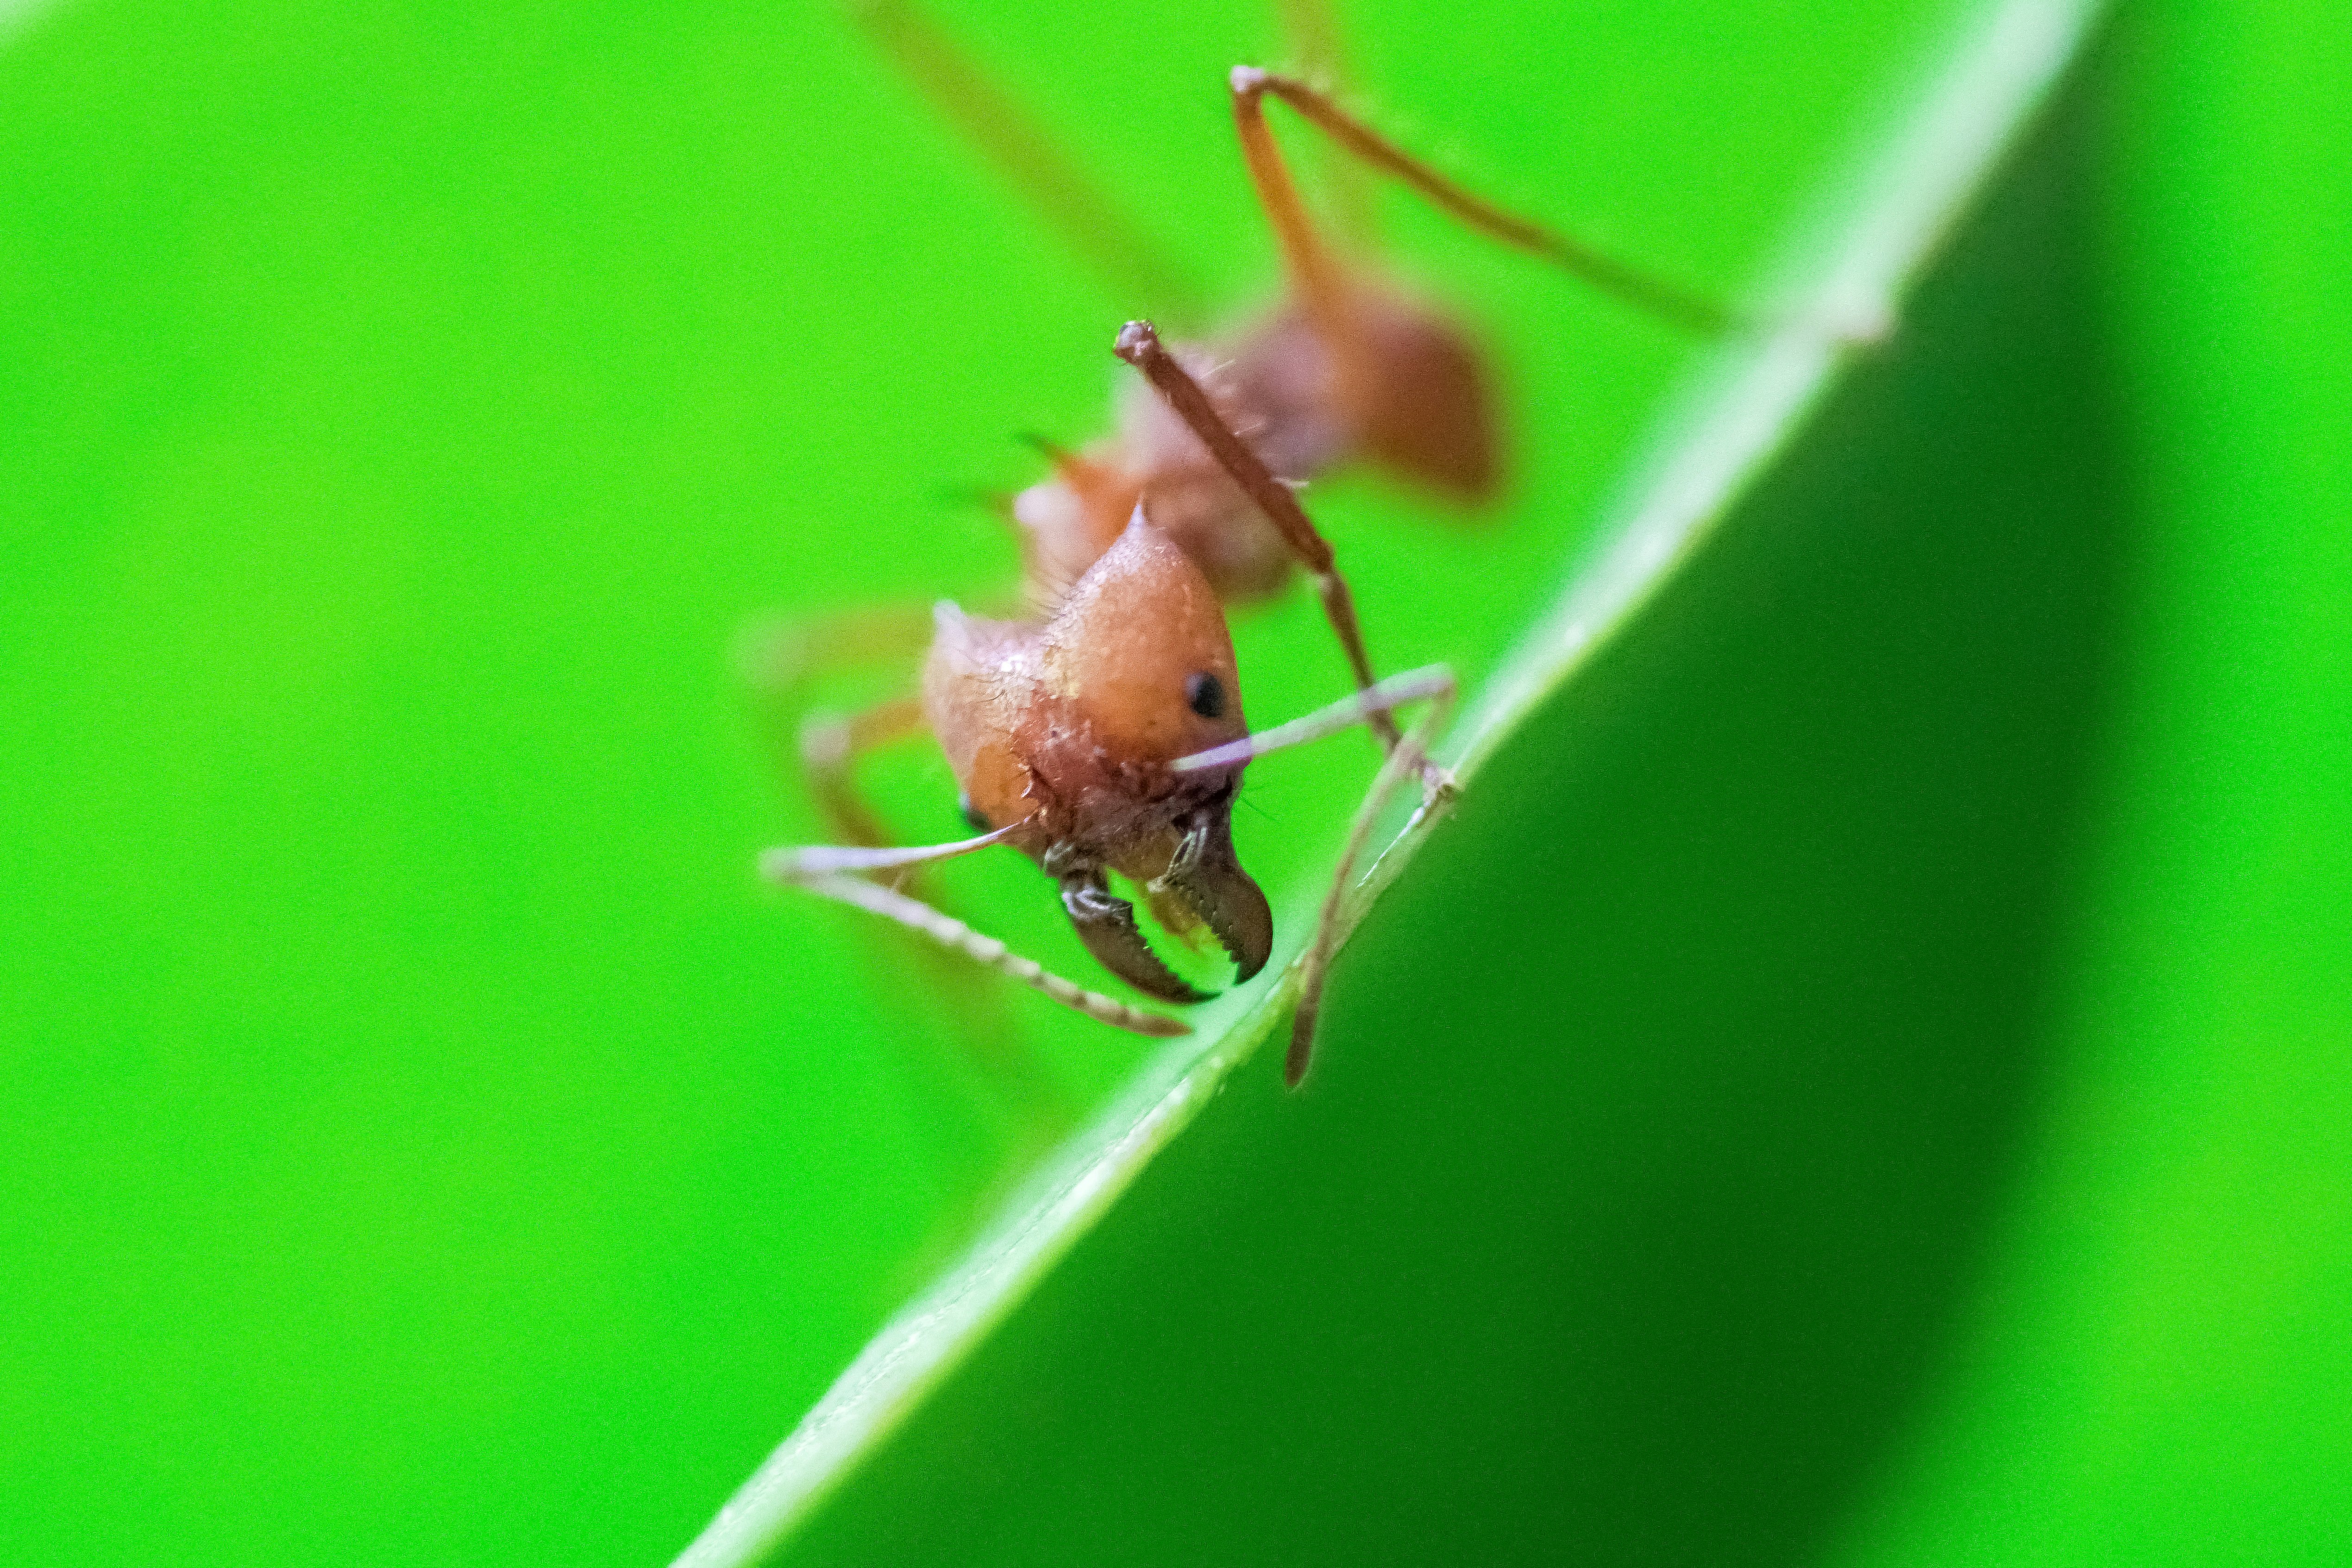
[13,1,2343,1564]
[673,3,2109,1562]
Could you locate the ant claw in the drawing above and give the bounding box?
[1062,873,1216,1005]
[1417,760,1460,812]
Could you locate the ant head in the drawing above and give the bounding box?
[1034,508,1247,767]
[924,510,1272,1001]
[1039,511,1272,994]
[1342,288,1502,504]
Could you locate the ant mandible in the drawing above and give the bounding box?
[760,6,1727,1083]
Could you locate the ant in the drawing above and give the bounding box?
[758,5,1729,1084]
[762,577,1455,1078]
[765,323,1455,1085]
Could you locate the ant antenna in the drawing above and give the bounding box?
[761,667,1456,1051]
[760,825,1015,880]
[762,827,1194,1039]
[1173,665,1453,773]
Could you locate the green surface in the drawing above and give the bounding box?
[2,2,2343,1565]
[1840,7,2352,1562]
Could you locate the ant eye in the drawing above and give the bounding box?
[1185,671,1225,720]
[959,795,991,833]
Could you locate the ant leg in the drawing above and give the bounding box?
[1171,665,1454,776]
[1229,67,1732,336]
[735,602,935,842]
[798,695,927,849]
[852,0,1206,320]
[1225,59,1371,396]
[1113,320,1406,759]
[1273,0,1379,253]
[1285,672,1458,1087]
[762,831,1192,1039]
[1169,665,1458,1081]
[737,601,936,695]
[1277,0,1352,98]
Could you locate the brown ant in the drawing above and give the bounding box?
[759,8,1730,1082]
[763,501,1453,1070]
[765,321,1454,1084]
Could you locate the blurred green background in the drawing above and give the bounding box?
[2,1,2343,1564]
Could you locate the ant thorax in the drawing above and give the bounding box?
[1010,321,1333,607]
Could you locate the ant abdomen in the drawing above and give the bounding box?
[1330,285,1501,504]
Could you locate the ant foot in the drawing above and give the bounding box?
[1792,290,1898,350]
[1416,759,1460,813]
